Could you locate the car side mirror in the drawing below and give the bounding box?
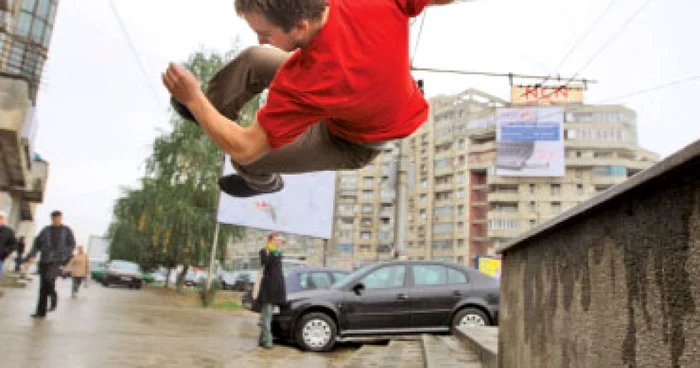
[352,282,365,295]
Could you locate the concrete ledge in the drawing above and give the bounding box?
[422,334,483,368]
[497,138,700,254]
[455,327,498,368]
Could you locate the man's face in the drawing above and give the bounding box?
[273,236,283,248]
[243,12,308,51]
[51,215,62,226]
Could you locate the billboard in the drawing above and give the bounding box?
[216,158,336,239]
[495,107,565,177]
[475,256,502,279]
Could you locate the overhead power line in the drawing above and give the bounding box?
[536,0,655,102]
[106,0,165,112]
[524,0,619,95]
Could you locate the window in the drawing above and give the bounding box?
[551,184,561,195]
[361,266,406,289]
[362,204,373,214]
[420,209,427,220]
[457,239,465,247]
[530,219,537,228]
[360,231,371,240]
[299,272,333,290]
[434,206,452,217]
[413,265,448,286]
[575,169,583,179]
[552,202,562,213]
[457,222,465,230]
[456,189,465,199]
[420,194,428,204]
[576,151,582,158]
[363,177,373,186]
[458,138,466,149]
[457,205,465,215]
[529,201,536,212]
[577,184,584,194]
[333,272,349,283]
[341,217,354,225]
[447,268,467,284]
[489,219,520,230]
[529,184,536,194]
[421,179,428,188]
[362,190,373,199]
[432,241,451,250]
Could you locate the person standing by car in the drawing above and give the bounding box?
[64,245,90,297]
[23,210,76,318]
[256,232,286,349]
[0,211,17,280]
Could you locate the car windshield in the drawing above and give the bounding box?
[331,268,368,290]
[110,261,140,272]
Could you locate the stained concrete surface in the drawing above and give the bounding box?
[0,278,357,368]
[498,142,700,368]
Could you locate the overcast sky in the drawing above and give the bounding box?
[32,0,700,245]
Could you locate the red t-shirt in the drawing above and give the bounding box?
[257,0,430,150]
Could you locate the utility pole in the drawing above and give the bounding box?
[393,139,409,260]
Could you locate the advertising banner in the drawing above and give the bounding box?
[495,107,565,177]
[216,158,336,239]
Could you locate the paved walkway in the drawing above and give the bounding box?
[0,277,355,368]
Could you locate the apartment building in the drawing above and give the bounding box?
[467,103,658,260]
[403,89,508,264]
[329,148,400,269]
[0,0,58,236]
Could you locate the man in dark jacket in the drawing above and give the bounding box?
[256,232,286,349]
[23,210,76,318]
[0,210,17,280]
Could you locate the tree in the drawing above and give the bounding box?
[107,45,258,291]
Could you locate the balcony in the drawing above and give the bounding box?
[488,192,521,202]
[566,157,655,171]
[591,175,628,186]
[467,125,496,140]
[488,228,523,239]
[434,182,454,192]
[20,159,48,203]
[0,76,32,191]
[433,215,454,223]
[434,165,454,176]
[432,232,453,241]
[468,141,496,153]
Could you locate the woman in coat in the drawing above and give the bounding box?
[65,245,90,297]
[256,232,286,349]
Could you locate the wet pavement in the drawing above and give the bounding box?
[0,277,357,368]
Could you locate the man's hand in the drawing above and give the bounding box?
[162,63,204,108]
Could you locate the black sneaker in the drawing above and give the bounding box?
[30,313,46,318]
[170,97,198,125]
[218,175,283,198]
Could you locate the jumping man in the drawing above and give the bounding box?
[162,0,454,198]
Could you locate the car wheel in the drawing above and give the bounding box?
[453,307,490,330]
[295,312,337,352]
[102,280,109,287]
[135,282,142,290]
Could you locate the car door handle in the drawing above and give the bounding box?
[453,290,465,296]
[397,293,409,301]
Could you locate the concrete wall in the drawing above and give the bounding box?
[498,140,700,368]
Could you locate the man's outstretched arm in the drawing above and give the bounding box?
[162,63,271,166]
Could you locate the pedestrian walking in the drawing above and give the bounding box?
[255,232,286,349]
[0,211,17,280]
[163,0,454,198]
[23,210,76,318]
[14,237,26,273]
[64,245,90,297]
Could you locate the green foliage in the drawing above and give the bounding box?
[107,45,260,279]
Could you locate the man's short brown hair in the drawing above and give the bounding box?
[268,232,279,242]
[235,0,328,32]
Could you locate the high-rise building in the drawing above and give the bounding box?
[0,0,58,236]
[403,89,508,264]
[396,88,659,266]
[329,148,400,269]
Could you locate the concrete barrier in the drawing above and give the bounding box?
[497,139,700,368]
[454,327,498,368]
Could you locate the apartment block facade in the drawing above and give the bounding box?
[0,0,58,236]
